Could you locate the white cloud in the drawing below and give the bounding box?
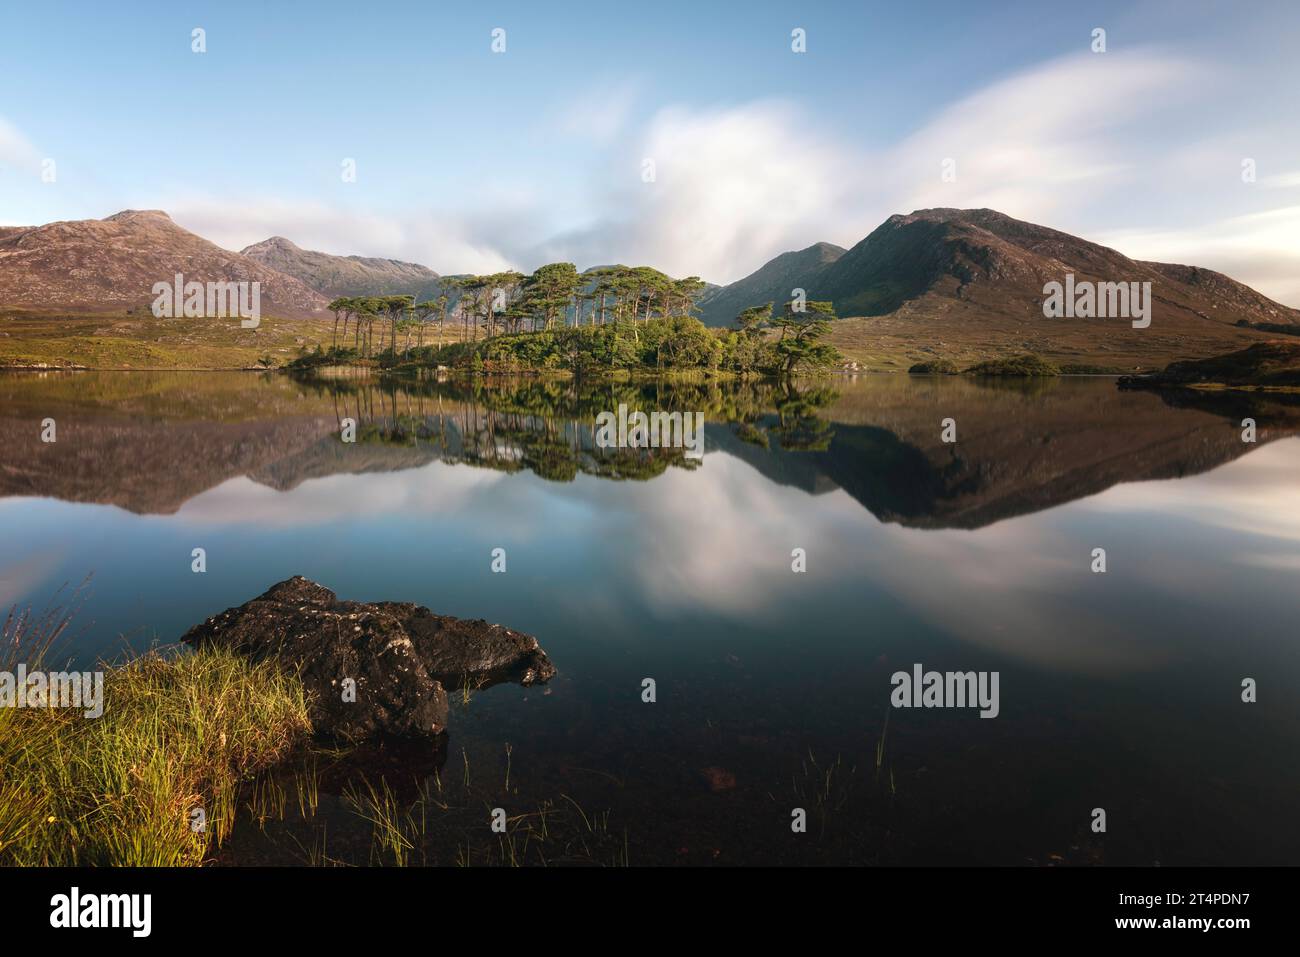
[530,100,858,281]
[889,51,1201,221]
[0,116,42,174]
[522,50,1230,286]
[164,196,514,275]
[1261,170,1300,189]
[1092,206,1300,307]
[557,80,641,144]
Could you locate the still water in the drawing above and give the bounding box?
[2,371,1298,864]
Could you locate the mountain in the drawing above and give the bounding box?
[819,209,1298,321]
[241,236,444,301]
[696,208,1300,368]
[0,211,328,319]
[696,242,844,326]
[7,206,1298,371]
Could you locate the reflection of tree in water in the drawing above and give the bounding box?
[723,382,839,452]
[768,383,839,451]
[295,375,838,483]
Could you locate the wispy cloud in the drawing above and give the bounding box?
[1094,206,1300,306]
[25,46,1296,304]
[556,79,642,144]
[888,50,1202,222]
[165,195,516,275]
[531,99,857,281]
[0,116,41,174]
[532,50,1214,285]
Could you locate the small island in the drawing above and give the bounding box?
[1120,340,1300,392]
[287,284,843,380]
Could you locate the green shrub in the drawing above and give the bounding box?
[963,353,1060,377]
[908,358,959,374]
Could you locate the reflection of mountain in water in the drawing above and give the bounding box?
[1,372,1297,529]
[719,379,1300,528]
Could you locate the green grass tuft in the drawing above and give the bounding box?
[0,641,311,866]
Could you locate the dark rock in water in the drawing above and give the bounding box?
[180,576,555,739]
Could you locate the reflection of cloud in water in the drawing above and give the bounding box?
[571,451,856,618]
[575,452,1258,676]
[1236,553,1300,572]
[818,503,1173,674]
[550,454,1171,674]
[145,437,1300,677]
[174,464,509,527]
[0,549,67,609]
[873,440,1300,673]
[1076,437,1300,544]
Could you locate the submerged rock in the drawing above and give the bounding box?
[181,576,555,739]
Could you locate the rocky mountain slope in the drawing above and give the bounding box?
[0,211,328,319]
[697,242,845,326]
[697,208,1300,368]
[241,235,444,301]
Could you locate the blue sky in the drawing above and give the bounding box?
[2,0,1298,299]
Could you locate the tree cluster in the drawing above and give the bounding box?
[319,273,840,377]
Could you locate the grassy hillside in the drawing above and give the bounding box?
[824,300,1273,374]
[1,304,1287,375]
[0,311,337,369]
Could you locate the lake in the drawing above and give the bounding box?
[2,370,1298,865]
